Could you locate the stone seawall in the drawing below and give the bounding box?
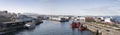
[82,22,120,35]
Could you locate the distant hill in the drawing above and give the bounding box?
[23,13,74,17]
[23,13,40,16]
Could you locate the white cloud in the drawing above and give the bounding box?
[0,0,120,16]
[81,6,120,16]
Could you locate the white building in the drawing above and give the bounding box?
[63,17,69,19]
[0,11,12,17]
[49,17,61,21]
[100,17,104,20]
[75,17,85,22]
[104,18,112,22]
[0,11,12,22]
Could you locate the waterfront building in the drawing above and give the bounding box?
[75,17,85,22]
[94,18,101,22]
[48,16,69,22]
[0,11,9,17]
[0,10,13,22]
[101,17,115,25]
[71,17,76,20]
[104,18,112,22]
[49,17,61,21]
[85,16,95,22]
[94,17,105,23]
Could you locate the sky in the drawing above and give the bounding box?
[0,0,120,16]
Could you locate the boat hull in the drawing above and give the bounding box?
[78,27,86,31]
[70,22,78,28]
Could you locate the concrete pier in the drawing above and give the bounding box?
[0,18,43,34]
[82,22,120,35]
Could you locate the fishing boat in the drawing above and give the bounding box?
[78,24,86,31]
[24,20,35,29]
[70,22,77,28]
[76,22,81,28]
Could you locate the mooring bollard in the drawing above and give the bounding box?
[96,30,99,35]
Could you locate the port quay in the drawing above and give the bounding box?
[1,11,120,35]
[82,22,120,35]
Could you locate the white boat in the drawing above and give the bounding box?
[24,20,35,29]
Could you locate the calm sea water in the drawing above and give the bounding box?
[5,20,95,35]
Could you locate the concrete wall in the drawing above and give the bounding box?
[83,22,120,35]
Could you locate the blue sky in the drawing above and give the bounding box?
[0,0,120,16]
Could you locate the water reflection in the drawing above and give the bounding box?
[4,20,94,35]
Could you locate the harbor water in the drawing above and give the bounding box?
[5,20,95,35]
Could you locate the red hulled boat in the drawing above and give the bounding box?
[71,22,77,28]
[71,21,86,31]
[76,22,81,28]
[71,22,81,28]
[78,24,86,31]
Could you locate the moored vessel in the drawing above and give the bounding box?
[71,22,77,28]
[24,20,35,29]
[78,24,86,31]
